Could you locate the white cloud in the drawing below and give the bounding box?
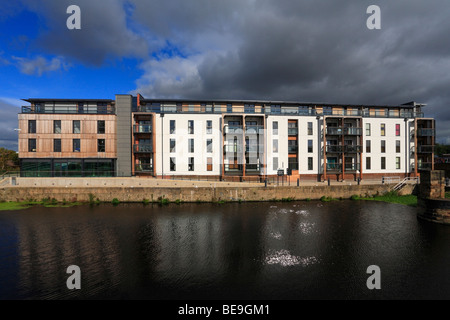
[12,55,70,76]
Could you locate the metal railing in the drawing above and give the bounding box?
[326,145,344,153]
[288,128,298,135]
[135,164,154,172]
[22,105,115,114]
[345,145,362,153]
[416,128,435,137]
[224,145,243,153]
[326,127,343,135]
[133,144,153,153]
[224,125,243,134]
[417,145,435,153]
[418,162,433,170]
[133,124,152,133]
[288,145,298,153]
[326,163,342,171]
[344,127,362,135]
[245,125,264,134]
[344,163,360,171]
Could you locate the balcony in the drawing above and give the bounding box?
[288,127,298,136]
[224,125,243,134]
[344,163,361,171]
[417,145,435,153]
[224,164,243,172]
[345,145,362,153]
[326,127,343,135]
[418,162,433,170]
[224,145,243,153]
[326,163,342,171]
[326,145,344,153]
[417,128,435,137]
[246,144,264,153]
[133,124,152,133]
[245,125,264,134]
[288,145,298,154]
[344,127,362,135]
[135,164,153,172]
[21,105,115,114]
[133,144,153,153]
[245,164,261,173]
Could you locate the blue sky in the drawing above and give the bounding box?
[2,0,450,150]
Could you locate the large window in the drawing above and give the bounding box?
[207,139,213,153]
[188,120,194,134]
[308,140,313,153]
[381,123,385,136]
[288,157,298,170]
[396,140,400,153]
[54,120,61,134]
[170,157,176,171]
[53,139,61,152]
[366,140,371,153]
[381,140,386,153]
[73,120,80,134]
[188,139,194,153]
[366,157,371,170]
[381,157,386,169]
[28,139,36,152]
[170,139,176,153]
[170,120,176,134]
[28,120,36,134]
[308,157,313,170]
[73,139,80,152]
[366,123,371,136]
[97,120,105,134]
[98,139,105,152]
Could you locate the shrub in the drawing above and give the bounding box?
[112,198,120,206]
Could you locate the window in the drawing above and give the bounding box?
[97,120,105,134]
[188,139,194,153]
[308,157,313,170]
[323,107,332,115]
[271,105,281,115]
[381,157,386,170]
[170,139,176,153]
[244,104,255,113]
[207,139,213,153]
[366,123,371,136]
[28,139,36,152]
[381,140,386,153]
[73,120,80,134]
[307,122,313,135]
[53,139,61,152]
[28,120,36,134]
[77,102,84,113]
[273,139,278,153]
[366,140,371,153]
[227,104,232,113]
[97,139,105,152]
[170,120,175,134]
[396,140,400,153]
[288,157,298,170]
[396,157,401,169]
[170,157,176,171]
[188,120,194,134]
[273,157,278,171]
[308,140,313,153]
[206,120,212,134]
[54,120,61,134]
[366,157,371,170]
[188,157,194,171]
[395,124,400,136]
[207,157,213,171]
[381,123,385,136]
[73,139,80,152]
[273,121,278,135]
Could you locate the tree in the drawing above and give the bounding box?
[0,148,19,172]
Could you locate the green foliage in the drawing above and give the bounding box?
[0,148,19,173]
[112,198,120,206]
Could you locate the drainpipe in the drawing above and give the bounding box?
[404,117,408,177]
[161,113,164,178]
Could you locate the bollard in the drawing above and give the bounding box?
[297,178,299,187]
[265,178,267,188]
[382,177,385,184]
[328,178,330,186]
[357,177,360,185]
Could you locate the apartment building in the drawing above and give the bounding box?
[18,95,435,181]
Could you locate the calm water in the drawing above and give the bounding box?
[0,201,449,300]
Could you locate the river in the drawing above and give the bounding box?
[0,200,449,299]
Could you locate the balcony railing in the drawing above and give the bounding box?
[224,164,243,172]
[326,127,343,135]
[345,145,362,153]
[133,144,153,153]
[245,164,261,172]
[344,127,362,135]
[326,163,342,171]
[344,163,361,171]
[288,145,298,153]
[288,127,298,135]
[417,128,435,137]
[224,125,243,134]
[224,145,243,153]
[133,124,152,133]
[326,145,344,153]
[135,164,153,172]
[246,144,264,153]
[418,162,433,170]
[417,145,435,153]
[21,105,115,114]
[245,125,264,134]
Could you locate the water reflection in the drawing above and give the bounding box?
[0,201,448,299]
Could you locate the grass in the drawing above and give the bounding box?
[0,200,84,211]
[352,191,417,206]
[0,202,31,211]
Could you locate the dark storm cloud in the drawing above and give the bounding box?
[0,100,20,151]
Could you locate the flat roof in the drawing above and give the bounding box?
[23,98,114,103]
